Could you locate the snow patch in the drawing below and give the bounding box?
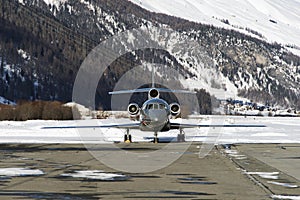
[64,102,91,118]
[0,96,15,105]
[61,170,128,181]
[17,49,31,61]
[268,181,298,188]
[0,168,44,177]
[246,171,279,179]
[18,0,25,6]
[271,195,300,200]
[224,149,247,160]
[79,0,96,13]
[43,0,68,9]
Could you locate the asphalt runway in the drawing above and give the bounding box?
[0,143,299,199]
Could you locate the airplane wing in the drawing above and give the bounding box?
[109,87,196,95]
[170,123,266,129]
[42,123,140,129]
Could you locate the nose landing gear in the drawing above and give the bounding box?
[124,129,132,143]
[153,132,159,143]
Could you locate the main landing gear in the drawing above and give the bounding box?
[177,128,185,142]
[153,132,159,143]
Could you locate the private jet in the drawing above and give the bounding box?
[108,87,265,143]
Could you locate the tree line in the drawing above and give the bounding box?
[0,101,73,121]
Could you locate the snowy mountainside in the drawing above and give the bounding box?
[130,0,300,56]
[0,0,299,110]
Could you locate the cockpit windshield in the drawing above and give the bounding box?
[146,103,166,110]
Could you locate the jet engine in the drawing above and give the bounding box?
[170,103,180,117]
[127,103,140,116]
[148,88,160,99]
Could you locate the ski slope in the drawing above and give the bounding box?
[130,0,300,55]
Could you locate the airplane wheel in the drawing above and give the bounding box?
[177,134,185,142]
[128,135,132,143]
[182,135,185,142]
[177,134,181,142]
[154,137,159,143]
[124,135,132,143]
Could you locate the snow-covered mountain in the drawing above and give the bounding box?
[130,0,300,56]
[0,0,299,110]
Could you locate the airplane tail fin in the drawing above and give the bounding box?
[152,64,155,88]
[109,66,195,97]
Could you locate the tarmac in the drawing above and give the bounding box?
[0,142,299,199]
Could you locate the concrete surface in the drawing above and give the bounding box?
[0,143,299,199]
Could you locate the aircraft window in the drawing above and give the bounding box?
[159,104,165,109]
[148,104,154,109]
[154,104,159,109]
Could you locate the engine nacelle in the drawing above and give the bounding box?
[170,103,180,117]
[127,103,140,116]
[148,88,160,99]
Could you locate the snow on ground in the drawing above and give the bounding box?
[267,181,298,188]
[61,170,128,181]
[0,168,44,177]
[224,149,247,160]
[17,49,31,61]
[271,195,300,200]
[64,102,91,117]
[0,116,299,144]
[130,0,300,54]
[245,171,279,180]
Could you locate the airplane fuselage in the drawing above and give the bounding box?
[139,98,171,132]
